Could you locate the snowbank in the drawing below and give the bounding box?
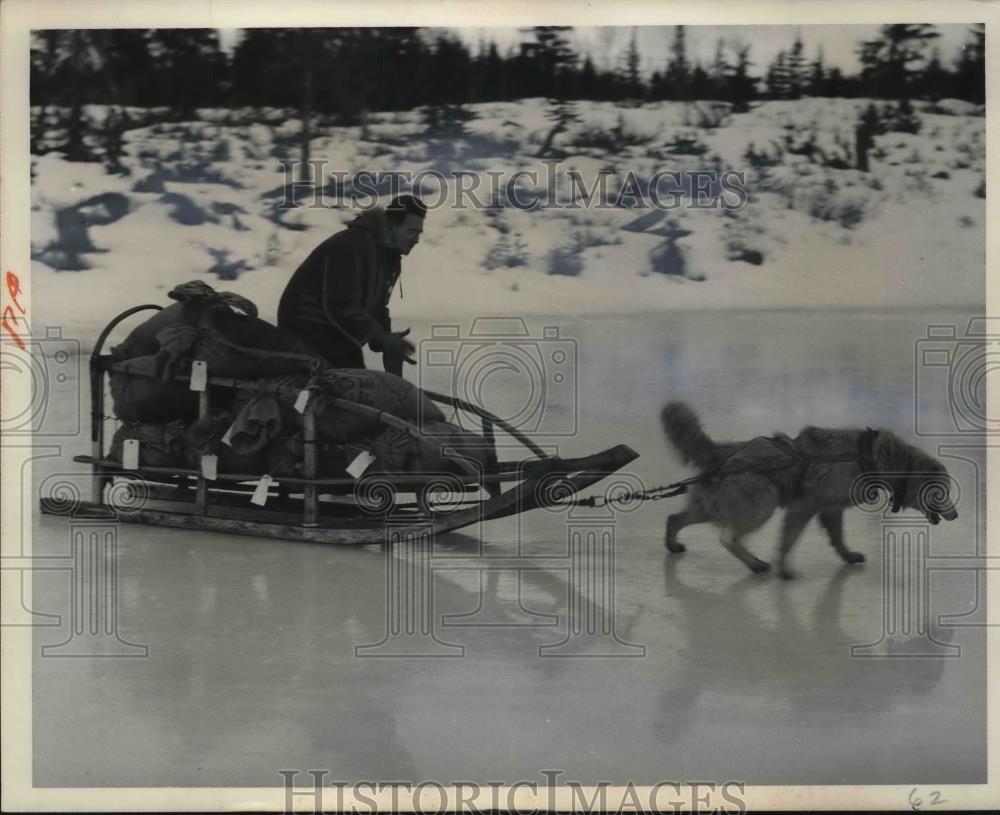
[29,97,984,341]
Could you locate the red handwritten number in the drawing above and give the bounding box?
[1,271,27,351]
[6,271,25,314]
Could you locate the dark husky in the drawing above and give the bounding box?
[660,402,958,579]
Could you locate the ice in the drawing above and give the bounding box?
[31,310,986,786]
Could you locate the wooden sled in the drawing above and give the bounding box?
[39,305,639,545]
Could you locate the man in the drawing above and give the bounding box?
[277,195,426,374]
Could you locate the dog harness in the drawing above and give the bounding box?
[566,428,926,516]
[742,428,929,518]
[751,430,878,502]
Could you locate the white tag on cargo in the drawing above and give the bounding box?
[346,450,376,479]
[251,474,274,506]
[201,454,218,481]
[294,388,311,413]
[122,439,140,470]
[189,360,208,391]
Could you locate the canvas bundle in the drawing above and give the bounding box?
[108,282,321,424]
[304,368,447,441]
[110,420,189,468]
[109,354,200,424]
[110,280,318,362]
[363,420,491,477]
[183,408,269,474]
[153,323,320,383]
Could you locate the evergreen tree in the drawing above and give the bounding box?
[521,26,576,98]
[766,50,791,99]
[858,23,940,99]
[664,25,691,100]
[826,66,846,97]
[427,33,473,106]
[808,46,826,96]
[689,61,710,99]
[30,31,67,152]
[954,23,985,104]
[296,29,317,181]
[622,28,642,98]
[727,42,756,111]
[145,29,229,113]
[579,55,598,98]
[231,29,301,109]
[378,28,429,110]
[64,31,89,160]
[533,27,575,69]
[95,30,155,105]
[710,38,729,99]
[786,33,806,99]
[921,46,949,103]
[479,41,506,101]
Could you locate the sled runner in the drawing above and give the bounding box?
[40,304,638,544]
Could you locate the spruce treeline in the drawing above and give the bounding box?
[765,24,984,102]
[30,24,986,157]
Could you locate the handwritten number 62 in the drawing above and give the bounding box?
[910,788,946,810]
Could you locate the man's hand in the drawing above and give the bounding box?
[382,328,416,375]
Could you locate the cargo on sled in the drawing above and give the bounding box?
[39,283,638,544]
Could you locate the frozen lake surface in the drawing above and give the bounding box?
[31,308,986,787]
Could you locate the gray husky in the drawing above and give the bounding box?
[660,402,958,579]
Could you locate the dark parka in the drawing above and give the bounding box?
[277,207,401,368]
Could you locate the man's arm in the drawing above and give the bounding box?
[381,302,397,374]
[375,304,391,350]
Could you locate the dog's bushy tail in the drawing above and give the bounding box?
[661,401,718,470]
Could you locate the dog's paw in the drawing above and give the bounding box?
[843,551,866,564]
[666,541,687,554]
[750,560,771,574]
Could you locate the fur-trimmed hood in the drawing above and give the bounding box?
[346,206,391,247]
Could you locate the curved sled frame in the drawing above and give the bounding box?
[40,305,639,545]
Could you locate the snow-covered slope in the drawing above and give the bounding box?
[30,98,985,339]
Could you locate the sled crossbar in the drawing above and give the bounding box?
[71,454,556,487]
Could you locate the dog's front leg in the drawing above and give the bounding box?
[777,505,816,580]
[818,509,865,565]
